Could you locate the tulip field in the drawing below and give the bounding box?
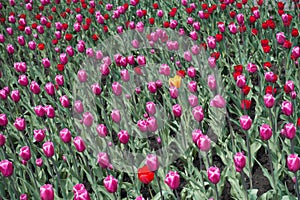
[1,0,300,199]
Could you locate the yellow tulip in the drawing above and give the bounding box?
[169,75,182,88]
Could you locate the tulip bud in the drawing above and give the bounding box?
[147,82,157,93]
[169,86,179,99]
[97,152,110,169]
[82,112,93,127]
[188,81,197,93]
[36,158,43,167]
[164,171,180,190]
[118,130,130,144]
[210,94,226,108]
[59,95,70,108]
[263,94,275,108]
[187,66,196,78]
[207,166,220,184]
[146,154,159,172]
[19,146,31,161]
[18,75,29,86]
[259,124,272,140]
[188,95,198,107]
[120,69,130,82]
[40,184,54,200]
[45,82,55,96]
[234,152,246,172]
[0,114,8,127]
[96,124,108,138]
[239,115,252,130]
[44,105,55,118]
[77,70,88,83]
[55,75,64,86]
[10,90,20,103]
[146,117,158,132]
[20,194,28,200]
[34,129,46,142]
[112,82,122,96]
[73,136,86,152]
[42,141,54,157]
[30,81,41,94]
[103,175,118,193]
[60,128,72,143]
[145,102,156,116]
[236,74,246,88]
[287,154,300,172]
[137,119,148,132]
[14,117,26,131]
[207,75,217,91]
[281,123,296,140]
[192,106,204,122]
[111,109,121,124]
[172,104,182,117]
[282,101,293,116]
[0,159,14,177]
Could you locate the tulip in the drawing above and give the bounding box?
[207,166,220,184]
[146,117,158,132]
[169,75,181,89]
[146,154,159,172]
[34,129,46,142]
[147,82,157,93]
[135,196,145,200]
[73,136,86,152]
[188,95,199,107]
[236,13,245,25]
[239,115,252,130]
[20,194,28,200]
[44,105,55,118]
[165,171,180,190]
[97,152,110,169]
[188,81,197,93]
[169,86,179,99]
[55,75,64,86]
[120,70,130,82]
[259,124,272,140]
[184,51,192,62]
[157,10,164,17]
[228,23,238,34]
[7,44,15,54]
[118,130,130,144]
[43,141,54,157]
[42,58,51,68]
[287,154,300,172]
[30,81,41,94]
[172,104,182,117]
[10,90,20,103]
[234,152,246,172]
[137,119,148,132]
[145,102,156,116]
[207,36,216,49]
[246,63,257,73]
[45,82,55,96]
[18,75,29,86]
[282,101,293,116]
[96,124,108,138]
[77,70,88,83]
[103,175,118,193]
[284,80,295,94]
[0,114,7,127]
[138,165,154,184]
[236,74,246,88]
[59,95,70,108]
[207,75,217,91]
[17,36,25,46]
[291,91,297,99]
[60,128,72,143]
[187,67,196,78]
[14,118,26,131]
[281,123,296,140]
[112,82,122,96]
[19,146,31,161]
[159,64,171,76]
[36,158,43,167]
[264,94,275,108]
[28,41,36,50]
[0,133,6,146]
[0,90,7,100]
[111,109,121,124]
[276,32,286,44]
[210,95,226,108]
[82,112,93,127]
[192,129,203,144]
[0,160,14,177]
[197,134,211,152]
[192,106,204,122]
[74,189,91,200]
[40,184,54,200]
[136,55,146,66]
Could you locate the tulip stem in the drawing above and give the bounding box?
[68,143,79,180]
[241,171,249,200]
[206,152,211,167]
[267,142,276,189]
[155,173,164,200]
[10,176,19,199]
[113,192,118,200]
[51,157,67,200]
[215,184,219,200]
[246,134,253,189]
[148,184,154,199]
[174,189,180,200]
[294,172,300,200]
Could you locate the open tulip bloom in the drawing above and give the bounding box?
[1,0,300,199]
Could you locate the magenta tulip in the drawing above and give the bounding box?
[207,166,221,184]
[210,95,226,108]
[282,101,293,116]
[73,136,86,152]
[118,130,130,144]
[103,175,118,193]
[287,154,300,172]
[197,134,211,152]
[34,129,46,142]
[19,146,31,161]
[97,152,110,169]
[239,115,252,131]
[192,106,204,122]
[172,104,182,117]
[40,184,54,200]
[96,124,108,138]
[259,124,272,140]
[60,128,72,143]
[14,117,26,131]
[164,171,180,190]
[0,160,14,177]
[234,152,246,172]
[264,94,275,108]
[42,141,54,157]
[146,154,159,172]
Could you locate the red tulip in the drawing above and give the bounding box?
[138,165,154,184]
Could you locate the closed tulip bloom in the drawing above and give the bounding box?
[234,152,246,172]
[246,63,257,73]
[137,119,148,132]
[146,154,159,172]
[239,115,252,130]
[42,58,51,68]
[207,36,216,49]
[43,141,54,157]
[147,117,158,132]
[276,32,286,45]
[73,136,86,152]
[197,134,211,152]
[0,133,6,146]
[10,90,20,103]
[97,152,110,169]
[228,22,238,34]
[74,189,91,200]
[118,130,130,144]
[192,106,204,122]
[82,112,93,127]
[159,64,171,76]
[282,101,293,116]
[210,94,226,108]
[0,160,14,177]
[40,184,54,200]
[0,89,7,100]
[291,91,297,99]
[291,46,300,60]
[74,100,84,114]
[188,95,199,107]
[77,70,88,83]
[96,124,108,137]
[264,94,275,108]
[20,194,28,200]
[236,74,246,88]
[0,114,8,127]
[187,66,196,78]
[59,95,70,108]
[236,13,244,25]
[73,183,86,195]
[36,158,43,167]
[28,41,36,50]
[188,81,197,93]
[55,75,64,86]
[259,124,272,140]
[207,75,217,91]
[112,82,122,96]
[192,129,203,144]
[184,51,192,62]
[120,70,130,82]
[104,175,118,193]
[284,80,295,94]
[146,102,156,116]
[19,146,31,161]
[169,86,179,99]
[66,46,74,57]
[136,55,146,66]
[281,123,296,139]
[45,82,55,96]
[135,196,145,200]
[111,109,121,123]
[34,129,46,142]
[207,166,220,184]
[7,44,15,54]
[18,75,29,86]
[60,128,72,143]
[44,105,55,118]
[14,117,26,131]
[287,154,300,172]
[172,104,182,117]
[30,81,41,94]
[147,82,157,93]
[165,171,180,190]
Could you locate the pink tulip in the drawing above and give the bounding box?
[234,152,246,172]
[146,154,159,172]
[30,81,41,94]
[20,194,28,200]
[287,154,300,172]
[0,34,4,43]
[14,118,26,131]
[281,123,296,140]
[0,133,6,146]
[165,171,180,190]
[45,82,55,96]
[19,146,31,161]
[190,31,198,40]
[147,117,158,132]
[188,81,197,93]
[55,75,64,86]
[291,91,297,99]
[40,184,54,200]
[43,141,55,158]
[96,124,108,137]
[246,63,257,73]
[210,95,226,108]
[18,75,29,86]
[0,160,14,177]
[97,152,110,169]
[228,23,238,34]
[118,130,130,144]
[236,13,244,25]
[60,128,72,143]
[282,101,293,116]
[24,26,32,35]
[10,90,20,103]
[103,175,118,193]
[36,158,43,167]
[147,82,157,93]
[187,67,196,78]
[239,115,252,130]
[192,129,203,144]
[236,74,246,88]
[276,32,286,45]
[259,124,272,141]
[111,109,121,124]
[192,106,204,122]
[169,86,179,99]
[112,82,122,96]
[284,80,295,93]
[59,95,70,108]
[44,105,55,118]
[137,55,146,66]
[172,104,182,117]
[74,189,91,200]
[188,95,199,107]
[82,112,93,127]
[34,129,46,142]
[17,36,25,46]
[159,64,171,76]
[146,102,156,116]
[207,75,217,91]
[28,41,36,50]
[184,51,192,62]
[217,22,225,33]
[137,119,148,132]
[7,44,15,54]
[66,46,74,57]
[291,46,300,60]
[42,58,51,68]
[0,89,7,100]
[74,100,84,114]
[120,70,130,82]
[77,70,88,83]
[207,36,216,49]
[207,166,221,184]
[157,10,164,17]
[135,196,145,200]
[73,136,86,152]
[197,134,211,152]
[264,94,275,108]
